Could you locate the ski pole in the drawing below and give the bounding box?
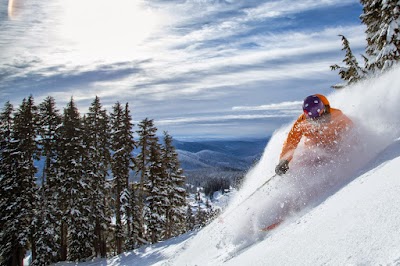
[218,173,278,223]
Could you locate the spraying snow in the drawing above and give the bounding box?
[166,66,400,265]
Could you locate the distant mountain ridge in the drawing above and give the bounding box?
[173,138,269,172]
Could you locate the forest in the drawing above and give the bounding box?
[0,96,216,266]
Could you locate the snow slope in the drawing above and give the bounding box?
[226,140,400,266]
[55,66,400,266]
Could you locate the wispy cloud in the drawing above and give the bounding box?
[157,113,295,126]
[232,101,302,111]
[0,0,365,137]
[243,0,357,21]
[157,99,304,128]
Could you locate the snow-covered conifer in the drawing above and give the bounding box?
[195,191,207,228]
[14,96,39,263]
[83,96,111,257]
[162,132,187,238]
[145,141,168,244]
[0,101,18,266]
[0,97,39,265]
[361,0,400,71]
[110,102,135,254]
[186,205,196,231]
[331,35,366,88]
[333,0,400,86]
[135,118,160,241]
[58,98,92,261]
[32,96,62,265]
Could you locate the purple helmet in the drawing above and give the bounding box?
[303,95,325,118]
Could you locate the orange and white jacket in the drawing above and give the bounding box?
[279,95,353,162]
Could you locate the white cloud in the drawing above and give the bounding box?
[142,24,365,75]
[157,113,294,126]
[243,0,357,21]
[232,101,302,111]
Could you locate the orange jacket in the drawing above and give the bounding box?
[280,96,353,162]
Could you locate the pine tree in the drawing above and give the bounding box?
[185,205,196,232]
[333,1,400,86]
[361,0,400,72]
[0,97,39,266]
[110,102,135,254]
[121,103,136,250]
[127,183,141,249]
[361,0,382,71]
[331,35,367,88]
[14,96,39,264]
[162,132,187,239]
[32,96,62,265]
[195,191,207,228]
[135,118,159,245]
[145,141,168,244]
[37,96,62,186]
[0,101,19,266]
[31,194,59,266]
[83,96,111,257]
[58,98,92,261]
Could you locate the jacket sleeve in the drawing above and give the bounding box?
[279,115,304,162]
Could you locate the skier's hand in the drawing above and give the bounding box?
[275,160,289,175]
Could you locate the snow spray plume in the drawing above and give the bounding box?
[223,65,400,247]
[332,66,400,148]
[164,66,400,266]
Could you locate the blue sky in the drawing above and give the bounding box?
[0,0,365,139]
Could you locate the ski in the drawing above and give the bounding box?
[260,220,283,232]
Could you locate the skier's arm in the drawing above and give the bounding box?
[279,115,304,162]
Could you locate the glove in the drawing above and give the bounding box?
[275,160,289,175]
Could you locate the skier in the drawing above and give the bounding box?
[275,94,353,175]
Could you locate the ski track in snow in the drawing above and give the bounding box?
[54,67,400,266]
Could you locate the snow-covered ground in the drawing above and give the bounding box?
[54,67,400,266]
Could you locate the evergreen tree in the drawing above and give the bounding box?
[135,118,159,245]
[331,35,367,88]
[0,101,19,266]
[110,102,135,254]
[83,96,111,257]
[195,191,207,228]
[127,183,142,249]
[162,132,187,239]
[32,96,62,265]
[362,0,400,71]
[361,0,382,71]
[14,96,39,264]
[37,96,62,186]
[0,97,39,266]
[145,141,168,244]
[185,205,196,232]
[333,1,400,86]
[31,194,59,266]
[121,103,136,250]
[58,98,92,261]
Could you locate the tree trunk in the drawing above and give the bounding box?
[60,222,67,261]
